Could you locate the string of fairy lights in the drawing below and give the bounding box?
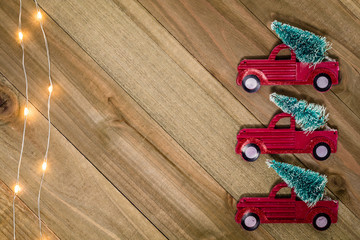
[13,1,29,238]
[13,0,53,239]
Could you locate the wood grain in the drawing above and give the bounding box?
[1,2,165,240]
[0,73,164,240]
[238,0,360,117]
[138,0,360,215]
[1,0,359,239]
[0,180,58,240]
[1,0,271,239]
[30,0,360,239]
[0,2,167,237]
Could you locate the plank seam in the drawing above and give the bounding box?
[237,0,360,120]
[134,0,360,221]
[0,166,60,239]
[34,1,360,236]
[34,3,274,239]
[0,71,169,240]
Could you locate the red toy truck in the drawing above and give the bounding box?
[236,44,339,92]
[236,113,337,161]
[235,182,338,231]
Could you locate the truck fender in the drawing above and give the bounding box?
[236,138,267,154]
[237,69,267,85]
[235,207,267,223]
[306,137,336,153]
[308,68,337,85]
[305,207,337,223]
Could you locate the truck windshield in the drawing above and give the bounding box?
[274,187,292,198]
[275,49,292,60]
[274,117,291,129]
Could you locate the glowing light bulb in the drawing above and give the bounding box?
[37,11,42,20]
[48,85,53,93]
[18,32,23,41]
[42,162,47,171]
[24,107,29,116]
[14,184,20,194]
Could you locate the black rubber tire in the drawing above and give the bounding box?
[313,142,331,161]
[313,213,331,231]
[313,73,332,92]
[241,213,260,231]
[242,75,261,93]
[241,143,260,162]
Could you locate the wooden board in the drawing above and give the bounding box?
[1,0,270,239]
[0,180,58,239]
[36,0,360,238]
[0,0,359,239]
[0,2,166,238]
[0,74,165,240]
[137,0,360,216]
[239,0,360,116]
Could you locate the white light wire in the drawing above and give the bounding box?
[13,1,53,239]
[13,0,29,239]
[34,1,53,239]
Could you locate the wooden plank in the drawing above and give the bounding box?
[0,73,165,239]
[237,0,360,117]
[338,0,360,20]
[0,0,271,239]
[0,2,164,239]
[0,180,59,240]
[140,0,360,119]
[30,0,360,239]
[137,0,360,216]
[110,1,360,238]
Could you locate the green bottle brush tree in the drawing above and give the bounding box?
[271,20,331,65]
[270,92,330,133]
[266,160,327,207]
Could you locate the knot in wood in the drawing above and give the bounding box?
[328,173,346,193]
[0,85,18,123]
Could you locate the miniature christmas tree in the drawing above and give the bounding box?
[270,92,329,133]
[266,160,327,207]
[271,20,331,65]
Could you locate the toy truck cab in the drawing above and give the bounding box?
[236,113,337,161]
[235,182,338,231]
[236,44,339,92]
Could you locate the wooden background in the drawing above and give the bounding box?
[0,0,359,239]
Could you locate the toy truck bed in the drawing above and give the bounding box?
[235,183,338,231]
[236,44,339,92]
[236,113,337,161]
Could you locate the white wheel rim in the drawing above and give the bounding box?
[316,216,328,228]
[316,76,329,89]
[245,78,258,90]
[316,146,328,158]
[244,216,257,228]
[245,146,258,159]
